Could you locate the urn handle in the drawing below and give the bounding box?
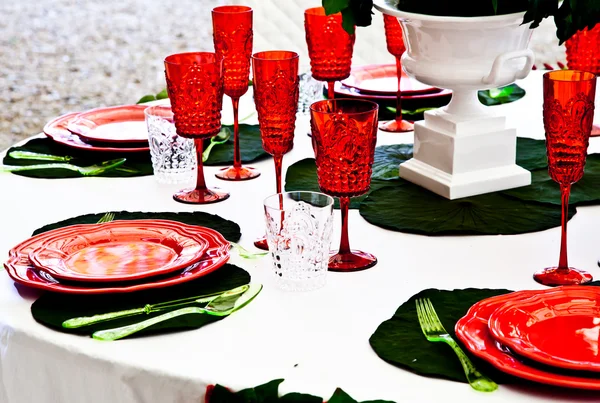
[482,49,535,86]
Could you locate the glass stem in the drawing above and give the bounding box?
[194,138,208,192]
[395,56,403,123]
[558,183,571,271]
[339,196,351,254]
[274,154,283,194]
[327,81,335,100]
[232,97,241,169]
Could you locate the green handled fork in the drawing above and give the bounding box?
[416,298,498,392]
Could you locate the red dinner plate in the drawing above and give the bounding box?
[68,105,149,144]
[489,287,600,372]
[28,220,210,283]
[43,112,150,153]
[334,81,452,102]
[341,64,441,96]
[4,223,230,294]
[455,290,600,390]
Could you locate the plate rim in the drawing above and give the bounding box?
[340,64,442,96]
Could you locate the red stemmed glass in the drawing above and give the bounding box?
[533,70,596,286]
[164,52,229,204]
[566,23,600,136]
[379,14,414,133]
[304,7,355,100]
[251,51,300,250]
[212,5,259,180]
[310,99,379,271]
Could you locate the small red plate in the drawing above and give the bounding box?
[489,287,600,372]
[28,220,210,283]
[44,112,150,153]
[341,64,441,96]
[4,222,230,294]
[455,290,600,390]
[68,105,149,144]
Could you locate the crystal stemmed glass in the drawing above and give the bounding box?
[533,70,596,286]
[565,23,600,136]
[310,99,379,271]
[304,7,355,100]
[212,5,259,180]
[379,14,414,133]
[164,52,229,204]
[251,51,300,250]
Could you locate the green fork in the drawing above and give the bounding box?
[415,298,498,392]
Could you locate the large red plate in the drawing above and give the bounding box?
[334,81,452,102]
[455,290,600,390]
[489,287,600,373]
[28,220,210,283]
[43,112,150,153]
[67,105,149,144]
[341,64,441,96]
[4,222,230,294]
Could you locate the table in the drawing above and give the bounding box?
[1,71,600,403]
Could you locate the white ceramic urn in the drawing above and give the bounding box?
[374,0,535,199]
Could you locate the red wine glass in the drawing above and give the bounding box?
[533,70,596,286]
[164,52,229,204]
[310,99,379,271]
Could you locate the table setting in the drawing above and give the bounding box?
[2,1,600,402]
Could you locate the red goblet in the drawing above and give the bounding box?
[304,7,355,100]
[212,5,259,181]
[566,23,600,136]
[533,70,596,286]
[164,52,229,204]
[379,14,414,133]
[251,51,300,250]
[310,99,379,271]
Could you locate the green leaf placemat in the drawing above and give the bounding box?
[3,138,153,179]
[478,84,526,106]
[31,264,250,338]
[204,124,269,166]
[32,210,241,242]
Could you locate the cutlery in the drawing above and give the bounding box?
[202,129,231,162]
[416,298,498,392]
[230,242,268,259]
[96,212,115,224]
[92,283,262,341]
[8,150,74,162]
[62,285,245,329]
[1,158,126,176]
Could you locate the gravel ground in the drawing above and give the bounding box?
[0,0,220,151]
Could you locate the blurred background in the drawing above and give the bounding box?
[0,0,565,150]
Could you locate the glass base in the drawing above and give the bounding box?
[173,187,230,204]
[379,119,414,133]
[328,250,377,272]
[274,272,326,292]
[590,124,600,137]
[254,236,268,250]
[533,266,593,286]
[215,166,260,181]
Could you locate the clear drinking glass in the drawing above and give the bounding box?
[264,191,334,291]
[144,105,196,184]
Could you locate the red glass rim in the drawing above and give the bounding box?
[544,70,596,82]
[305,6,334,16]
[310,98,379,115]
[164,52,218,66]
[252,50,299,62]
[212,5,252,14]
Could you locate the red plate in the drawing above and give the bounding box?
[4,223,230,294]
[334,81,452,102]
[68,105,149,144]
[28,220,210,283]
[455,290,600,390]
[44,112,150,153]
[489,287,600,372]
[341,64,441,96]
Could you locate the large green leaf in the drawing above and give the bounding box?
[503,154,600,206]
[515,137,547,171]
[204,124,269,166]
[284,158,399,209]
[323,0,350,14]
[208,379,322,403]
[371,144,412,180]
[478,84,526,106]
[360,181,575,235]
[328,389,394,403]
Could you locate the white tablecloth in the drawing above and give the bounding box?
[1,71,600,403]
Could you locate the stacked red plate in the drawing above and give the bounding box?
[4,220,230,294]
[455,286,600,390]
[43,105,150,153]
